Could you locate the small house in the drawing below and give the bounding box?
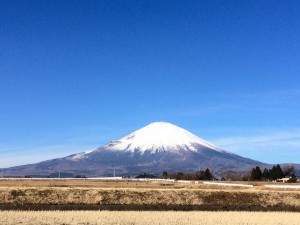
[277,177,291,183]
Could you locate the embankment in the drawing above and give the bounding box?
[0,187,299,211]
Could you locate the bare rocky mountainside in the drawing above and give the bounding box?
[3,122,296,177]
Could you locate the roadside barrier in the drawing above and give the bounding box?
[203,181,253,188]
[265,185,300,189]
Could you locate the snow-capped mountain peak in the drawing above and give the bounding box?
[104,122,222,153]
[68,122,225,160]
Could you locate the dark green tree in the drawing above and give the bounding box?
[250,166,262,180]
[269,166,277,180]
[162,171,168,179]
[204,168,213,180]
[196,168,213,180]
[262,168,270,180]
[269,165,284,180]
[275,164,284,179]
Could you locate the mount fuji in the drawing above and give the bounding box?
[3,122,266,177]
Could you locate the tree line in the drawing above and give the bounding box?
[136,168,214,180]
[250,164,297,181]
[135,164,298,182]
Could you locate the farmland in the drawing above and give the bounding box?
[0,179,299,224]
[0,179,299,211]
[0,178,299,189]
[1,211,300,225]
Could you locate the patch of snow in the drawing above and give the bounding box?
[67,148,97,160]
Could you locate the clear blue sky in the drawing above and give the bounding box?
[1,0,300,167]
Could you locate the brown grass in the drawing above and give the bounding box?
[0,187,299,210]
[0,211,300,225]
[1,179,298,189]
[0,180,299,211]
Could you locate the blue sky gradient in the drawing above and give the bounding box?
[1,0,300,167]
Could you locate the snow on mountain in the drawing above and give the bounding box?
[69,122,225,160]
[69,148,97,160]
[105,122,223,152]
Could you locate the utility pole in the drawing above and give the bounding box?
[59,170,61,179]
[113,166,115,177]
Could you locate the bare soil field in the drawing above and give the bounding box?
[0,179,299,211]
[1,210,300,225]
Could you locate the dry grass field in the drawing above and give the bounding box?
[0,179,298,189]
[0,179,299,211]
[0,179,182,189]
[0,180,299,224]
[1,210,300,225]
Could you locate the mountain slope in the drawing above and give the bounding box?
[2,122,269,177]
